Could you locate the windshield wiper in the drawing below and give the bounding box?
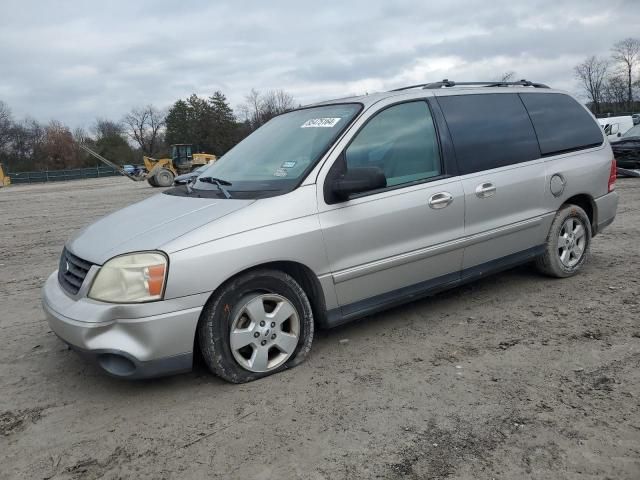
[199,177,233,199]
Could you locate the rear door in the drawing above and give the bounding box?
[317,99,465,311]
[436,93,548,272]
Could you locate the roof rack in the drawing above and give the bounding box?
[389,79,550,92]
[389,83,432,92]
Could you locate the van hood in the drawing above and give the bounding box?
[67,193,254,264]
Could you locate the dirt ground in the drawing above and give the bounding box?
[0,176,638,479]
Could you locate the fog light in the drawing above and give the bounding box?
[97,353,136,376]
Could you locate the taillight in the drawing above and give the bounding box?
[608,157,616,193]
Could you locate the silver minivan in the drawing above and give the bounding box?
[42,80,619,382]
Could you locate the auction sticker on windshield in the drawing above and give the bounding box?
[301,118,341,128]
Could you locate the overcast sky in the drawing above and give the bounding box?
[1,0,639,129]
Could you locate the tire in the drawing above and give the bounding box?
[155,168,174,187]
[535,204,592,278]
[147,175,158,187]
[198,269,314,383]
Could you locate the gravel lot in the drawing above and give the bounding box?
[1,176,639,479]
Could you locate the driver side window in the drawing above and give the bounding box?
[345,101,442,187]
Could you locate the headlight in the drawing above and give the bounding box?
[89,252,168,303]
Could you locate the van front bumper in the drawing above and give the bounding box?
[42,272,207,379]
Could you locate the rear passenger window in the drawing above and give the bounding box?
[520,93,604,155]
[438,94,540,174]
[345,101,441,187]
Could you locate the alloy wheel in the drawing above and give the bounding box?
[557,217,586,268]
[229,294,300,372]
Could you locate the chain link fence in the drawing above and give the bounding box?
[8,165,121,184]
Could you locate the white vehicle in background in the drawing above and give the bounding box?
[598,116,634,143]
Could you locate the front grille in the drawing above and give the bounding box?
[58,248,94,295]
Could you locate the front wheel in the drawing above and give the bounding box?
[198,269,314,383]
[535,204,591,278]
[154,168,174,187]
[147,176,158,187]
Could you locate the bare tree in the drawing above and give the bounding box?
[42,121,81,170]
[2,117,46,171]
[611,38,640,109]
[92,118,123,141]
[73,127,89,144]
[262,90,296,116]
[274,90,296,112]
[603,75,627,107]
[0,100,12,152]
[122,105,165,155]
[239,89,296,130]
[237,89,263,126]
[574,56,609,113]
[498,71,516,82]
[245,89,262,122]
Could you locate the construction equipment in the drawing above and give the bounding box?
[143,144,216,187]
[80,144,217,188]
[78,145,146,181]
[0,163,11,187]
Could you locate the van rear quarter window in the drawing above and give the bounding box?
[519,93,604,156]
[437,93,540,175]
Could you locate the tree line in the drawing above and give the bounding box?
[0,89,295,172]
[575,37,640,115]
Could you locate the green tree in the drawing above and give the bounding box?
[185,94,213,153]
[165,99,191,146]
[208,91,240,155]
[165,91,252,158]
[91,119,136,165]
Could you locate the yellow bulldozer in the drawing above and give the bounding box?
[144,144,216,187]
[79,143,216,188]
[0,163,10,187]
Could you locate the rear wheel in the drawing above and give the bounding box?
[198,269,314,383]
[147,175,158,187]
[535,204,591,278]
[154,168,174,187]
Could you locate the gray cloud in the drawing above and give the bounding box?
[0,0,638,128]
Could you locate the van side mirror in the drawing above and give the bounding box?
[331,167,386,200]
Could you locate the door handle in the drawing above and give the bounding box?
[428,192,454,209]
[475,182,496,198]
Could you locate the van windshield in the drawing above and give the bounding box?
[190,103,361,197]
